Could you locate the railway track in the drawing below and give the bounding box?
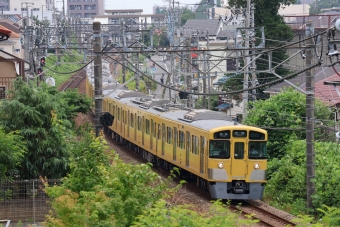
[232,201,297,227]
[58,69,86,91]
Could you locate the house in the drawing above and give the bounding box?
[0,25,23,58]
[183,19,223,41]
[0,50,29,99]
[0,25,29,99]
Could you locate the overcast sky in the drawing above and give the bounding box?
[104,0,200,14]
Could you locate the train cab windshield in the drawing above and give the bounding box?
[248,142,267,159]
[209,140,230,159]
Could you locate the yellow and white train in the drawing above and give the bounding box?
[86,76,268,200]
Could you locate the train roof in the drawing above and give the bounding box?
[102,87,244,131]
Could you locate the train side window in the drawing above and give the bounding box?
[113,106,116,116]
[167,126,172,144]
[192,135,199,155]
[178,131,185,149]
[234,142,244,159]
[151,120,154,136]
[153,122,157,138]
[146,119,150,135]
[130,113,134,127]
[138,116,141,131]
[158,124,161,140]
[117,108,120,121]
[122,110,125,123]
[186,131,191,152]
[162,124,166,142]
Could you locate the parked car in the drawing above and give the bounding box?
[213,77,229,85]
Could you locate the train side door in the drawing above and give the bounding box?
[134,113,137,142]
[186,131,190,167]
[231,142,247,178]
[200,136,205,174]
[173,127,177,162]
[156,124,161,155]
[150,120,154,150]
[162,123,165,156]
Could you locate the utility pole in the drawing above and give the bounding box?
[41,5,45,21]
[93,22,103,137]
[305,20,315,211]
[250,3,258,101]
[203,31,208,109]
[242,0,251,120]
[136,51,140,91]
[121,21,126,83]
[186,38,192,108]
[207,29,211,109]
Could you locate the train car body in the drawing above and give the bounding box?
[86,74,268,200]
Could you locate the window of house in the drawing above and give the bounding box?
[0,87,6,99]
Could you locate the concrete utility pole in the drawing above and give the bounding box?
[207,29,211,109]
[186,38,192,108]
[242,0,251,120]
[136,51,140,91]
[250,3,258,101]
[41,5,45,21]
[121,21,126,83]
[93,22,103,137]
[305,21,315,211]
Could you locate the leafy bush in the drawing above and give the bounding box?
[44,133,166,227]
[244,87,333,159]
[265,139,340,217]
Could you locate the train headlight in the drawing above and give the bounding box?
[218,162,224,169]
[254,163,260,169]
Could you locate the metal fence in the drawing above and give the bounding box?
[0,179,61,226]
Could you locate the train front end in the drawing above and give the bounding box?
[207,127,267,200]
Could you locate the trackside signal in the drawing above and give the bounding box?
[40,57,45,67]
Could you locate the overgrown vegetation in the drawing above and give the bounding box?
[0,79,92,179]
[244,87,334,159]
[245,88,340,224]
[44,50,86,86]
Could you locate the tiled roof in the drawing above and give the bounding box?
[183,19,221,36]
[217,30,234,39]
[0,22,21,34]
[264,65,340,106]
[0,25,20,38]
[315,73,340,106]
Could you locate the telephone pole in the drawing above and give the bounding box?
[93,22,103,137]
[305,21,315,211]
[242,0,251,120]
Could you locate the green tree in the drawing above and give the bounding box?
[266,139,340,222]
[226,0,296,96]
[310,0,340,15]
[0,79,91,179]
[181,7,196,26]
[244,87,333,159]
[0,127,26,181]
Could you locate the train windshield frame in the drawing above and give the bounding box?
[248,142,267,159]
[209,140,230,159]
